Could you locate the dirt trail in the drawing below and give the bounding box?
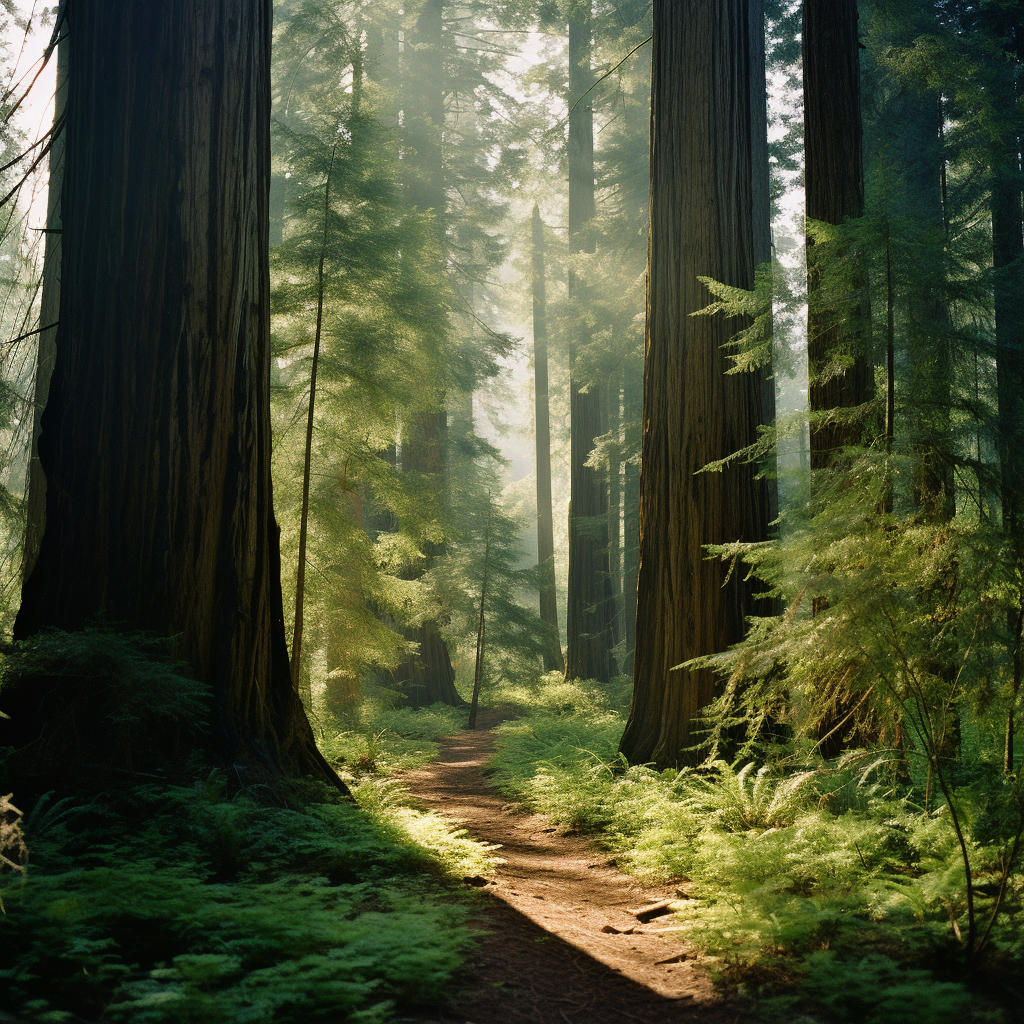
[400,712,733,1024]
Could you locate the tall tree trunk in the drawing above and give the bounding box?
[895,89,953,515]
[620,0,773,767]
[622,368,641,674]
[22,35,67,582]
[803,0,872,759]
[291,145,337,696]
[532,205,564,672]
[990,14,1024,772]
[7,0,336,789]
[468,519,490,730]
[803,0,873,469]
[388,0,461,707]
[607,379,622,648]
[566,2,614,683]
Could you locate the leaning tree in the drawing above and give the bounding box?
[4,0,337,788]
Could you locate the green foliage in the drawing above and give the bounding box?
[486,678,1020,1016]
[781,951,974,1024]
[315,690,469,775]
[0,779,476,1023]
[0,629,212,782]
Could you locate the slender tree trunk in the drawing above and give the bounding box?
[566,2,614,683]
[620,0,773,767]
[607,379,622,648]
[622,364,641,673]
[991,14,1024,772]
[803,0,873,468]
[468,522,490,730]
[6,0,337,789]
[291,144,337,695]
[22,35,67,582]
[532,205,564,672]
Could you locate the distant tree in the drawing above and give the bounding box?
[803,0,874,468]
[531,204,564,672]
[5,0,336,788]
[983,6,1024,771]
[619,0,773,767]
[565,0,615,684]
[390,0,463,707]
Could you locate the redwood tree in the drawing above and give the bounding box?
[619,0,773,767]
[7,0,334,785]
[565,0,615,684]
[390,0,462,707]
[803,0,873,468]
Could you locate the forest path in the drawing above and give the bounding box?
[399,711,733,1024]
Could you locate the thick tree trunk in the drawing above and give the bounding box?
[8,0,336,788]
[22,36,67,582]
[532,205,564,672]
[803,0,873,468]
[566,3,615,683]
[620,0,773,767]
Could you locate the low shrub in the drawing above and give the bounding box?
[0,779,476,1023]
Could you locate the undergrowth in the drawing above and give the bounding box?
[0,633,497,1024]
[313,685,469,776]
[0,776,483,1024]
[489,673,1022,1024]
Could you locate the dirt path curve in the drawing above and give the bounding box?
[400,711,734,1024]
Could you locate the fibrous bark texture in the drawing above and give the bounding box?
[619,0,773,767]
[532,205,564,672]
[9,0,334,785]
[803,0,873,468]
[566,3,615,684]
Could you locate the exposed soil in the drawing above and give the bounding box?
[399,710,736,1024]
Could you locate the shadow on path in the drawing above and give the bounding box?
[401,711,734,1024]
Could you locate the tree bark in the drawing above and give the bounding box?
[7,0,337,788]
[803,0,873,468]
[532,205,564,672]
[565,2,615,683]
[619,0,773,767]
[22,35,67,582]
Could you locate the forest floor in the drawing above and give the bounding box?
[398,710,737,1024]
